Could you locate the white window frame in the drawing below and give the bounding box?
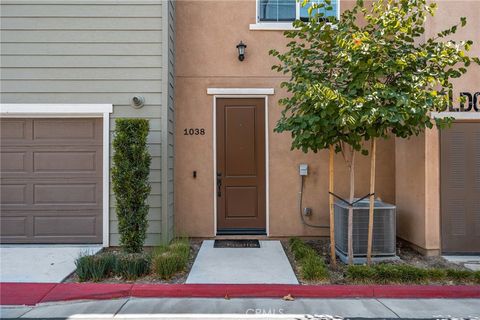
[250,0,340,31]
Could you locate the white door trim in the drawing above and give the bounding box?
[0,103,113,247]
[210,95,270,236]
[207,88,275,95]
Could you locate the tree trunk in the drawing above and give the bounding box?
[367,138,377,265]
[347,148,355,265]
[329,145,336,267]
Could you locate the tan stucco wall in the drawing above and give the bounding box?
[395,0,480,254]
[174,0,395,237]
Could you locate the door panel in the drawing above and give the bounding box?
[441,122,480,253]
[216,98,266,233]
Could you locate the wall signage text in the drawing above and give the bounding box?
[184,128,206,136]
[449,91,480,112]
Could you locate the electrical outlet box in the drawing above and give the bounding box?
[299,164,308,176]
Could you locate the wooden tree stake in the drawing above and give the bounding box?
[347,147,355,265]
[329,145,336,267]
[367,138,377,265]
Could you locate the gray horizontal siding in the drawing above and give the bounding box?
[1,56,162,67]
[1,17,162,30]
[1,68,162,80]
[1,30,162,42]
[1,80,162,92]
[1,43,163,55]
[0,1,167,246]
[0,93,163,105]
[0,4,162,17]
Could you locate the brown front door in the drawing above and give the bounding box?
[0,118,103,244]
[216,98,266,234]
[441,122,480,253]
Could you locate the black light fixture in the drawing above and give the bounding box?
[236,41,247,61]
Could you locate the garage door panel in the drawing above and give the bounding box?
[33,118,101,141]
[34,150,100,174]
[34,183,99,205]
[1,151,30,174]
[0,119,31,140]
[34,215,99,237]
[0,184,28,205]
[1,179,101,209]
[0,216,28,238]
[0,118,103,244]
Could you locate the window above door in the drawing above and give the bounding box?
[250,0,339,30]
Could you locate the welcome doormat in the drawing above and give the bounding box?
[213,240,260,248]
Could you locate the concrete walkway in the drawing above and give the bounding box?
[444,256,480,271]
[1,298,479,319]
[0,245,102,283]
[186,241,298,284]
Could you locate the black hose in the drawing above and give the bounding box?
[299,175,330,228]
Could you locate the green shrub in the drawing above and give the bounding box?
[288,238,329,281]
[473,271,480,284]
[75,253,117,282]
[346,265,376,282]
[446,269,473,282]
[112,118,151,253]
[152,251,185,279]
[301,254,329,281]
[151,238,191,279]
[346,264,478,284]
[115,253,151,280]
[427,268,447,281]
[289,238,317,261]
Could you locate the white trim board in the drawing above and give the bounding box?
[0,104,112,115]
[207,88,274,95]
[0,103,113,247]
[212,95,270,236]
[431,112,480,120]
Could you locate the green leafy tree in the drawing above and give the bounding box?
[270,0,479,264]
[112,119,152,253]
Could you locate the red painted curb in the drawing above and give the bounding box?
[0,283,56,306]
[41,283,133,303]
[1,283,479,306]
[373,285,480,298]
[131,284,374,298]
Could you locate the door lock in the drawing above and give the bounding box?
[217,172,222,197]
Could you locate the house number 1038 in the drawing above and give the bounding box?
[184,128,205,136]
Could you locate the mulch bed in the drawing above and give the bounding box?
[63,240,202,284]
[281,238,473,285]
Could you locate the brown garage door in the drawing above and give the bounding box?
[441,122,480,253]
[0,118,103,244]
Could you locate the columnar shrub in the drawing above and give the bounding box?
[112,119,151,253]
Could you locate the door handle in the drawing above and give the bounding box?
[217,172,222,197]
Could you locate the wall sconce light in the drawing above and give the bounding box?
[236,41,247,61]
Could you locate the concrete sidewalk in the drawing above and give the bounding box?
[1,298,479,319]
